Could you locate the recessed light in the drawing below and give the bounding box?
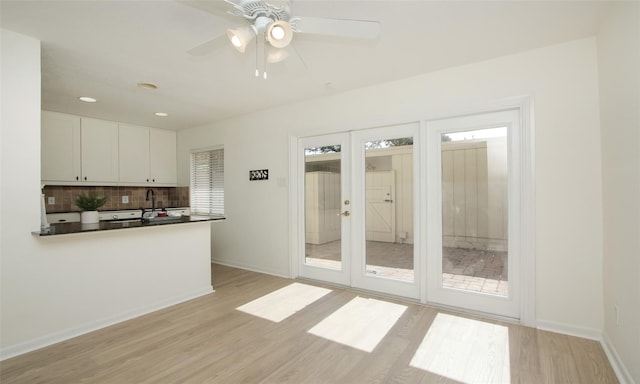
[78,96,97,103]
[137,82,158,90]
[155,112,169,117]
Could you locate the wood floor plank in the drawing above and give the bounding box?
[568,335,619,383]
[537,330,582,383]
[0,264,619,384]
[508,322,543,384]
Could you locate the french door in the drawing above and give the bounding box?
[298,132,352,286]
[293,105,532,320]
[297,123,421,299]
[426,109,522,319]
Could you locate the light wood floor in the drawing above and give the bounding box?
[1,264,618,383]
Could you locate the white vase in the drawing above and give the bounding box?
[80,210,99,224]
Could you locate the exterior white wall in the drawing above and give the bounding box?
[597,3,640,383]
[442,139,508,251]
[0,30,213,359]
[178,38,604,335]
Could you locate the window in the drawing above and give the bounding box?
[190,147,224,215]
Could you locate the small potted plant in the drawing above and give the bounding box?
[74,192,107,224]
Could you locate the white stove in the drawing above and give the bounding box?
[47,208,189,224]
[98,210,143,222]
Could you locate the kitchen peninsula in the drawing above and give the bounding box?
[20,108,224,359]
[23,210,221,359]
[35,212,225,236]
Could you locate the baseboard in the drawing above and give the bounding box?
[0,286,214,361]
[601,332,636,384]
[536,319,602,340]
[211,259,290,279]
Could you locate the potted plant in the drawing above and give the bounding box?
[74,192,107,224]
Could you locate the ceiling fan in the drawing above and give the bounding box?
[186,0,381,78]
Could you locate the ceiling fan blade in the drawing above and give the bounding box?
[176,0,241,23]
[187,34,228,56]
[293,16,381,39]
[282,43,307,72]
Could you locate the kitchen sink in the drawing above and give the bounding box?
[142,215,183,224]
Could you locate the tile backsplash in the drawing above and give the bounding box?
[44,186,189,213]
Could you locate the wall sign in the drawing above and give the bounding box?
[249,169,269,181]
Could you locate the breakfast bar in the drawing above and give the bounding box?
[34,213,225,236]
[25,211,222,355]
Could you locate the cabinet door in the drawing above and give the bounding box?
[41,111,81,183]
[81,118,119,183]
[119,124,150,184]
[149,128,177,185]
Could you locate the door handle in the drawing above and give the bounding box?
[384,199,393,203]
[338,211,350,217]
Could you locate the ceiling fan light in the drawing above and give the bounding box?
[271,25,285,40]
[226,26,255,53]
[267,20,293,48]
[266,46,290,63]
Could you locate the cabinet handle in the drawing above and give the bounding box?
[147,178,149,182]
[152,179,156,182]
[76,176,79,181]
[84,176,87,181]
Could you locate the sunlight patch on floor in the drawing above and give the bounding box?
[410,313,510,384]
[236,283,332,323]
[308,296,407,352]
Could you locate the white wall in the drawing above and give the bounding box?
[179,37,604,335]
[1,28,42,353]
[0,29,213,359]
[597,3,640,383]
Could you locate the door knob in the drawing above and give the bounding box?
[339,211,350,217]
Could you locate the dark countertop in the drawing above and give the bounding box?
[34,215,225,237]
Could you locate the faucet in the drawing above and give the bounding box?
[145,188,156,214]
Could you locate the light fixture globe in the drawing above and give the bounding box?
[226,26,256,53]
[266,46,290,63]
[266,20,293,48]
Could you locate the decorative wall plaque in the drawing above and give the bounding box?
[249,169,269,181]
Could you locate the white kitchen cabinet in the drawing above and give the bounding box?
[119,124,150,183]
[42,111,119,185]
[149,128,177,185]
[118,124,176,186]
[41,111,81,183]
[81,118,119,183]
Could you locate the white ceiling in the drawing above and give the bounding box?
[1,0,611,130]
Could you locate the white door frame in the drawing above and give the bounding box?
[351,123,421,299]
[289,96,535,326]
[421,96,535,325]
[426,109,521,319]
[291,123,421,299]
[296,133,352,286]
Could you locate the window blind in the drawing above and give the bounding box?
[190,148,224,215]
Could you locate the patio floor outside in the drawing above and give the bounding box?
[305,240,508,296]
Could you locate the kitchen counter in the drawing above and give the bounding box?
[34,214,225,236]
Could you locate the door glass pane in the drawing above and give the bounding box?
[304,145,342,270]
[364,137,414,281]
[441,128,508,296]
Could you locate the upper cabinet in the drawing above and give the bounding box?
[41,111,81,183]
[118,123,150,184]
[42,111,118,185]
[42,111,176,186]
[149,128,177,185]
[81,118,119,183]
[119,124,177,186]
